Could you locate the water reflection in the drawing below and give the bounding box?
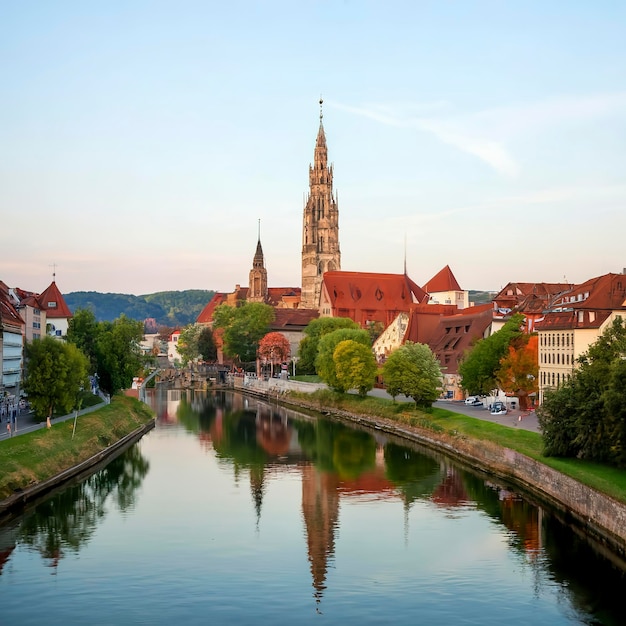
[0,445,149,574]
[3,387,624,624]
[147,388,626,620]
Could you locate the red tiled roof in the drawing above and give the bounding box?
[272,308,319,329]
[323,271,429,312]
[423,265,461,293]
[196,292,227,324]
[535,273,626,331]
[38,281,72,319]
[0,290,24,329]
[426,306,495,374]
[266,287,301,306]
[551,273,626,311]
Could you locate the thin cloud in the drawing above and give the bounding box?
[331,100,519,178]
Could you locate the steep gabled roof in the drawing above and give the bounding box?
[38,281,72,319]
[423,265,461,293]
[427,305,494,374]
[322,271,429,312]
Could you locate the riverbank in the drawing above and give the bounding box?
[0,395,155,517]
[273,388,626,556]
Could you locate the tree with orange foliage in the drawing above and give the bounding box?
[496,334,539,410]
[258,332,291,378]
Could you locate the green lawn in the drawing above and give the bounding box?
[0,395,154,501]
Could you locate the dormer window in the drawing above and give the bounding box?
[48,301,57,308]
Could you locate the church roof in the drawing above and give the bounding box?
[322,271,429,313]
[423,265,462,293]
[196,292,227,324]
[38,281,72,319]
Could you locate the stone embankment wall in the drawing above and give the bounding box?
[235,380,626,555]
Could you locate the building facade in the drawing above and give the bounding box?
[535,272,626,404]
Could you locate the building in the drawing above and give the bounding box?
[492,281,573,333]
[535,271,626,404]
[38,278,73,338]
[300,98,341,309]
[319,271,429,329]
[0,283,25,399]
[423,265,469,309]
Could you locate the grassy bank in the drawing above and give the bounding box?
[291,389,626,504]
[0,395,154,501]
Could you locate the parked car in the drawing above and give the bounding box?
[468,399,483,407]
[465,396,480,405]
[490,401,507,416]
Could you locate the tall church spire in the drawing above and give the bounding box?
[301,98,341,309]
[248,220,268,302]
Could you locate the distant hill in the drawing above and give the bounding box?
[468,290,496,305]
[64,290,215,327]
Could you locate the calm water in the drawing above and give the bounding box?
[1,388,625,625]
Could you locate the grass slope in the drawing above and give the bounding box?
[0,396,154,501]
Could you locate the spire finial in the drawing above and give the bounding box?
[319,95,323,122]
[258,218,261,242]
[50,261,57,280]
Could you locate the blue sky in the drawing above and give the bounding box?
[2,1,625,296]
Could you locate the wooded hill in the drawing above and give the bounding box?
[64,290,215,327]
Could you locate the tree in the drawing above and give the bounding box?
[315,328,371,391]
[496,334,539,410]
[94,315,144,395]
[382,341,442,408]
[333,340,378,396]
[459,313,524,395]
[176,324,204,366]
[24,337,90,428]
[212,302,275,366]
[298,317,360,374]
[258,332,291,377]
[197,326,217,362]
[538,317,626,466]
[66,308,99,373]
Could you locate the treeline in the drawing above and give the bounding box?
[64,290,215,326]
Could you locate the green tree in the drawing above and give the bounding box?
[538,317,626,466]
[197,326,217,362]
[382,341,442,408]
[316,328,371,391]
[176,324,204,366]
[66,308,99,373]
[298,317,360,374]
[94,315,144,395]
[333,340,378,396]
[459,313,524,395]
[24,337,90,428]
[212,302,275,366]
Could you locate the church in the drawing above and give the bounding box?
[197,99,471,372]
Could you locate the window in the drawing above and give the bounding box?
[48,301,57,308]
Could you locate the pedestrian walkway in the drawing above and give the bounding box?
[0,400,107,442]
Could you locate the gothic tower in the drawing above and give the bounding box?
[248,222,268,303]
[300,98,341,309]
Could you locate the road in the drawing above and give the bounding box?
[364,388,541,433]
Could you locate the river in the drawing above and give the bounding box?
[1,387,625,625]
